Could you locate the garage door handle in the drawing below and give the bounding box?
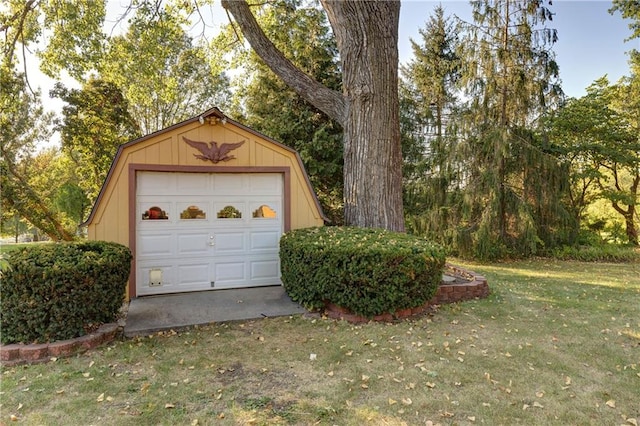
[209,235,215,246]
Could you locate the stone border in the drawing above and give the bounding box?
[324,264,489,324]
[0,323,120,367]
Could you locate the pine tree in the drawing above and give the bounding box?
[454,0,570,258]
[401,5,463,245]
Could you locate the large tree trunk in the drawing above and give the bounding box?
[323,0,404,231]
[221,0,405,231]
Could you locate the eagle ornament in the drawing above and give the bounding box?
[183,137,245,163]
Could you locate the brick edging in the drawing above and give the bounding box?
[324,264,489,324]
[0,323,120,367]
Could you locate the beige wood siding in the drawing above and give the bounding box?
[88,116,324,247]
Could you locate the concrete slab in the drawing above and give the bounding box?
[123,286,307,337]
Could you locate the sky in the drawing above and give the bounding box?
[399,1,638,98]
[26,0,639,147]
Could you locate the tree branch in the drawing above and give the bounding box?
[220,0,345,124]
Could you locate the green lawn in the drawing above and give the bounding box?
[1,259,638,425]
[0,242,51,253]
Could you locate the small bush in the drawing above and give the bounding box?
[1,241,132,344]
[280,227,446,318]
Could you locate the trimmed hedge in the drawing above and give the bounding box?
[1,241,132,344]
[280,227,446,318]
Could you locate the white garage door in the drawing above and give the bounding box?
[136,172,283,296]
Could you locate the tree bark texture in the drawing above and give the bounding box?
[222,0,405,231]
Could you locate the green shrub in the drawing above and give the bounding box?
[1,241,132,344]
[548,244,640,263]
[280,227,446,318]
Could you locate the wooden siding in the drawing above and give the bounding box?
[87,119,324,246]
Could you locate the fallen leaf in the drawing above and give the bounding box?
[605,399,615,408]
[426,382,436,388]
[468,416,476,422]
[165,403,175,409]
[327,371,334,377]
[141,383,150,395]
[522,404,530,410]
[97,393,105,402]
[388,398,397,405]
[402,398,413,406]
[533,401,544,408]
[10,414,18,421]
[565,376,572,385]
[536,391,544,398]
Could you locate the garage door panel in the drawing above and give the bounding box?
[138,233,175,257]
[214,174,246,193]
[138,172,176,195]
[177,173,211,194]
[177,263,212,287]
[250,259,280,280]
[177,232,211,256]
[214,231,246,252]
[249,174,281,194]
[250,231,280,251]
[136,264,177,296]
[214,261,246,283]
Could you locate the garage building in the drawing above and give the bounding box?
[84,108,326,299]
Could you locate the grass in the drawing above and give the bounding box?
[0,242,51,253]
[1,259,638,425]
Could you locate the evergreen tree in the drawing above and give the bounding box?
[400,5,464,245]
[454,0,571,258]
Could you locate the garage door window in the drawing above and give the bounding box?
[142,206,169,220]
[217,205,242,219]
[180,205,206,220]
[253,205,277,218]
